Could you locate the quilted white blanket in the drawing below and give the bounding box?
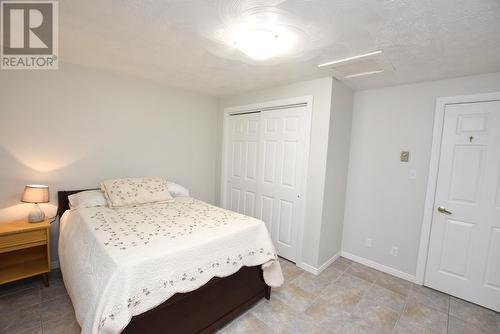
[58,197,283,334]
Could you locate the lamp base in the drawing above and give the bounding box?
[28,203,45,223]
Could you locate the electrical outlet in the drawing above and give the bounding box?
[365,238,372,248]
[391,246,398,257]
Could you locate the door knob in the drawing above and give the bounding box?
[437,206,452,215]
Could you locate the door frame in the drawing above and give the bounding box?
[415,91,500,285]
[220,96,313,263]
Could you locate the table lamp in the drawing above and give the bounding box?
[21,185,49,223]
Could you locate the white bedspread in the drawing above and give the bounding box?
[58,197,283,334]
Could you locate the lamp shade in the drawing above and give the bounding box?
[21,185,49,204]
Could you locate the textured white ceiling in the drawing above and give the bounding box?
[60,0,500,97]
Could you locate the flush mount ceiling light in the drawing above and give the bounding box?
[231,25,295,60]
[317,50,394,80]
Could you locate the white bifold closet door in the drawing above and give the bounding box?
[226,106,308,262]
[227,112,261,217]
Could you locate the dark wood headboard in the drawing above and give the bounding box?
[57,189,98,218]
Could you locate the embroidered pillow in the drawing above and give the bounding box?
[100,177,173,208]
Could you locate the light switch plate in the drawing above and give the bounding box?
[400,151,409,162]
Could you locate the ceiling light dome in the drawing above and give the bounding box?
[231,25,295,60]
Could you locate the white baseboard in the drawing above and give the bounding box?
[317,252,341,273]
[297,252,341,275]
[296,261,318,275]
[341,251,416,283]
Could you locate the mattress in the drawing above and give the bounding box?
[58,197,283,334]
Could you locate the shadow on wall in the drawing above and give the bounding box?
[0,145,66,266]
[0,137,214,268]
[0,144,99,267]
[0,144,85,222]
[0,132,207,221]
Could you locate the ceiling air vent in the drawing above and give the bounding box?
[317,50,393,79]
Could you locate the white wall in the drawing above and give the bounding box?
[220,77,334,268]
[343,72,500,276]
[0,62,219,263]
[319,80,353,265]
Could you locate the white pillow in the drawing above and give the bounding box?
[68,190,107,209]
[167,181,190,197]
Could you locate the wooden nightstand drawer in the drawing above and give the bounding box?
[0,229,47,252]
[0,220,51,285]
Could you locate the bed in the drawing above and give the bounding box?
[57,189,282,334]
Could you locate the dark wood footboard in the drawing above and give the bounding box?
[122,265,270,334]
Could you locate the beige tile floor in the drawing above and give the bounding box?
[1,258,498,334]
[221,258,500,334]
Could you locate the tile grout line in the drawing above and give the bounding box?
[39,302,44,334]
[300,258,355,334]
[336,261,379,334]
[333,258,356,334]
[369,272,414,333]
[302,259,355,332]
[446,295,451,334]
[287,257,352,304]
[342,263,415,334]
[391,289,409,334]
[337,281,376,334]
[335,260,357,334]
[365,275,409,314]
[271,259,328,332]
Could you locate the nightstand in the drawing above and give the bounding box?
[0,219,51,286]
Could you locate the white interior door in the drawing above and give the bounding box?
[425,100,500,312]
[256,107,307,261]
[226,112,261,217]
[224,104,309,262]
